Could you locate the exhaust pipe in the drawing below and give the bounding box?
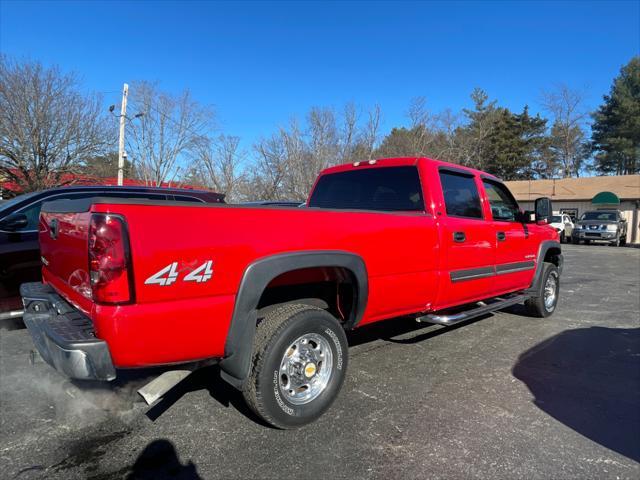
[137,369,193,405]
[0,309,24,321]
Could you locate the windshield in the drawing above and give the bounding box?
[580,211,617,221]
[0,191,41,216]
[550,215,562,223]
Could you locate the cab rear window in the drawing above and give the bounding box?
[308,166,424,212]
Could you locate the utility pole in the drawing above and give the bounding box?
[117,83,129,186]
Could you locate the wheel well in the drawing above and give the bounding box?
[544,247,562,267]
[256,267,357,325]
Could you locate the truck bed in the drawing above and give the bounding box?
[39,197,440,366]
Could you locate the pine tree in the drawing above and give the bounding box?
[591,57,640,175]
[457,88,499,170]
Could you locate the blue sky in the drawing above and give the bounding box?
[1,0,638,147]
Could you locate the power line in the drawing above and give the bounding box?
[127,97,214,140]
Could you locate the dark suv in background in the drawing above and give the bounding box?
[0,186,224,321]
[571,210,628,246]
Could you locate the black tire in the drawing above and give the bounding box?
[620,235,627,246]
[525,262,560,318]
[584,239,591,245]
[242,304,348,429]
[571,236,580,244]
[559,231,565,243]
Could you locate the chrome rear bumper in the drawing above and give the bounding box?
[20,282,115,381]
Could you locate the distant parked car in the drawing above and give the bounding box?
[571,210,628,246]
[241,200,305,207]
[0,185,224,321]
[549,214,574,243]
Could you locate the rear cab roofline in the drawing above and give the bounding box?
[307,157,503,209]
[316,157,502,181]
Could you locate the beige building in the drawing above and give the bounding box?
[505,175,640,244]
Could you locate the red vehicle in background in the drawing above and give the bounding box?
[21,157,562,428]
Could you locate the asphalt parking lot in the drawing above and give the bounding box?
[1,244,639,479]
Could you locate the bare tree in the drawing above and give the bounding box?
[361,104,381,159]
[251,130,289,200]
[540,84,590,177]
[0,56,110,193]
[193,134,246,202]
[407,96,441,155]
[340,102,359,163]
[127,81,214,186]
[308,107,339,167]
[432,108,461,162]
[247,102,384,201]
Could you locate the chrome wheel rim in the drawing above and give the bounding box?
[544,273,558,310]
[278,333,333,405]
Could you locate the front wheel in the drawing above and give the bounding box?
[243,304,348,429]
[525,262,560,318]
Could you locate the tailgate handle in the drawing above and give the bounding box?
[49,218,59,240]
[453,231,466,243]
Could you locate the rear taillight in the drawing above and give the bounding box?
[88,214,133,304]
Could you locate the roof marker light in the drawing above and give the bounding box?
[353,161,361,166]
[368,160,377,165]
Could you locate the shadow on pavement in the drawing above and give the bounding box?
[146,314,490,424]
[512,326,640,462]
[144,364,269,426]
[70,312,501,426]
[126,439,201,480]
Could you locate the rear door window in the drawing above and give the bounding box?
[439,170,483,219]
[308,166,424,212]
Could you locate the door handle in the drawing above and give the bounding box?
[453,231,466,243]
[497,231,506,241]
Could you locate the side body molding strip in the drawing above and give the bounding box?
[219,251,368,388]
[450,261,536,283]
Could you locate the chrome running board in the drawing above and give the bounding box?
[416,293,527,326]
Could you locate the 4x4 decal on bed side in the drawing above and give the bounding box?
[145,260,214,286]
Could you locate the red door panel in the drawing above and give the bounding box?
[481,179,537,295]
[434,169,496,309]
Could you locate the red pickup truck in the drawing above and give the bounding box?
[21,157,562,428]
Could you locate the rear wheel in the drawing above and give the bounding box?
[525,262,559,318]
[560,231,566,243]
[242,304,348,429]
[584,239,591,245]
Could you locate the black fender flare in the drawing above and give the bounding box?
[219,250,368,388]
[526,240,563,295]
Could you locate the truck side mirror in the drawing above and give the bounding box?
[0,213,29,232]
[534,197,552,224]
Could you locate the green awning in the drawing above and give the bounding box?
[592,191,620,205]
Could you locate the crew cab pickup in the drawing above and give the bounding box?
[21,157,562,428]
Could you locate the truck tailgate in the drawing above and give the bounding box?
[39,210,93,313]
